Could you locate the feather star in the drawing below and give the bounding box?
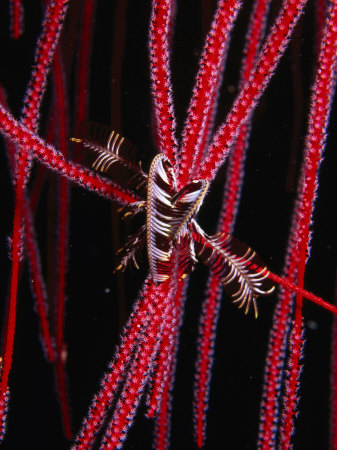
[72,121,275,318]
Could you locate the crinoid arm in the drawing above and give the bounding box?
[170,179,209,242]
[114,224,146,273]
[117,201,146,219]
[71,121,148,197]
[146,154,177,284]
[75,121,138,167]
[176,234,198,280]
[189,220,274,317]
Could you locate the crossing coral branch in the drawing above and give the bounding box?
[0,104,140,204]
[198,0,308,181]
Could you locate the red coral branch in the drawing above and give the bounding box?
[198,0,308,181]
[101,284,174,448]
[0,144,26,426]
[72,278,171,448]
[149,0,178,165]
[330,276,337,448]
[178,0,241,188]
[193,276,222,448]
[0,103,140,204]
[193,1,272,445]
[52,48,72,440]
[0,85,55,364]
[153,277,187,450]
[220,0,272,234]
[21,0,69,133]
[0,0,69,430]
[9,0,24,40]
[259,0,337,446]
[280,0,337,444]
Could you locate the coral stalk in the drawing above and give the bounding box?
[149,0,178,165]
[52,48,72,439]
[280,0,337,444]
[259,0,337,446]
[9,0,23,40]
[101,284,174,448]
[178,0,241,188]
[0,104,140,204]
[198,0,308,181]
[193,0,272,445]
[0,0,69,430]
[72,279,171,448]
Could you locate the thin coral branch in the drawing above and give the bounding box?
[330,275,337,448]
[268,271,337,315]
[149,0,178,165]
[0,386,9,442]
[0,103,140,204]
[316,0,327,50]
[0,1,70,429]
[153,275,187,450]
[153,375,172,450]
[178,0,241,188]
[193,275,222,449]
[101,283,174,448]
[0,85,55,363]
[220,0,272,234]
[21,0,69,133]
[5,8,74,372]
[0,145,26,423]
[198,0,308,181]
[52,48,72,440]
[259,0,337,446]
[146,308,176,419]
[9,0,24,40]
[193,2,272,443]
[22,200,55,362]
[72,278,168,448]
[280,0,337,444]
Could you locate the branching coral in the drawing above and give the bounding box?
[0,0,337,448]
